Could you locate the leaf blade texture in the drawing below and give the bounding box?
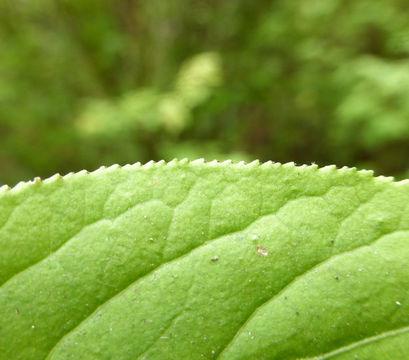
[1,160,409,359]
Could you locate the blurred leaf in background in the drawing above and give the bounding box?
[0,0,408,186]
[77,52,222,136]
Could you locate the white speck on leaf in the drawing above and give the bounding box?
[396,301,402,306]
[257,245,268,256]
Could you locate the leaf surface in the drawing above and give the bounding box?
[1,160,409,360]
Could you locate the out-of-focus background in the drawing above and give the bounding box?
[1,0,409,186]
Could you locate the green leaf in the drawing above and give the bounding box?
[1,160,409,360]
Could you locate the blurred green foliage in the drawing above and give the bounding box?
[1,0,409,186]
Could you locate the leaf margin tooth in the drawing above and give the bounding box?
[0,159,405,195]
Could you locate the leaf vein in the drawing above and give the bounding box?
[299,324,409,360]
[44,189,341,358]
[215,228,407,359]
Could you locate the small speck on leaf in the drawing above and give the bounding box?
[211,256,219,261]
[396,301,402,306]
[257,245,268,257]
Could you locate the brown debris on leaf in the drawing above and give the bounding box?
[257,244,268,257]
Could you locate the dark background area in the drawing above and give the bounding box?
[1,0,409,186]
